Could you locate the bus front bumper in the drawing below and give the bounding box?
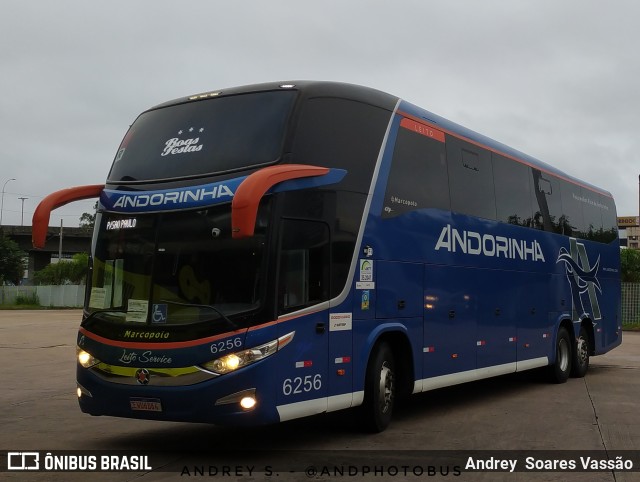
[76,363,280,426]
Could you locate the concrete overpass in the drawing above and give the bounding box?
[1,225,92,283]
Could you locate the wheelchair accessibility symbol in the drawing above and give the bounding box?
[151,304,168,323]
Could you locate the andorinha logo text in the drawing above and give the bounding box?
[112,184,235,209]
[435,224,545,262]
[101,178,246,213]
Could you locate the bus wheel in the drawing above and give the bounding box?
[549,326,571,384]
[571,326,590,378]
[361,342,395,432]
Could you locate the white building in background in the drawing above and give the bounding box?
[618,216,639,249]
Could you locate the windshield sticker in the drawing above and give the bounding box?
[89,287,106,309]
[127,299,149,323]
[113,259,124,307]
[161,127,205,157]
[151,304,168,324]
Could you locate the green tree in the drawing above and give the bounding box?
[79,202,97,232]
[0,234,26,285]
[34,252,89,285]
[620,248,640,283]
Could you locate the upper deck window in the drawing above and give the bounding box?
[108,91,296,183]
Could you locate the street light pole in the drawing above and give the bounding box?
[0,178,16,227]
[18,197,28,226]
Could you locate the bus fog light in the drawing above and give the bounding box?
[77,383,92,398]
[240,396,257,410]
[215,388,256,408]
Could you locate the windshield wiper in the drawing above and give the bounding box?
[160,300,239,330]
[82,308,127,325]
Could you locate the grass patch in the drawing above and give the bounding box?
[623,324,640,331]
[15,292,40,306]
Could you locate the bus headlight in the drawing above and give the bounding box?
[201,331,295,375]
[202,339,278,374]
[77,347,101,368]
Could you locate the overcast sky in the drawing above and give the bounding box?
[1,0,638,229]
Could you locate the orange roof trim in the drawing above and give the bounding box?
[32,184,104,248]
[232,165,330,239]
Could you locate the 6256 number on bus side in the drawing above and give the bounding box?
[282,374,322,396]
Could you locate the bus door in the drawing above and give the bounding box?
[516,271,550,364]
[475,269,517,369]
[275,219,330,416]
[423,264,478,379]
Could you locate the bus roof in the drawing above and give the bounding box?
[148,80,611,198]
[148,80,399,112]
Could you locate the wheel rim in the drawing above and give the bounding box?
[576,336,588,366]
[558,338,570,372]
[378,361,394,414]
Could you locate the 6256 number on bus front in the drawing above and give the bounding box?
[282,374,322,396]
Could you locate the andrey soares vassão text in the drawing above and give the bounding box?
[466,456,634,472]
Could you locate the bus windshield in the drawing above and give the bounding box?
[108,90,296,182]
[86,201,270,327]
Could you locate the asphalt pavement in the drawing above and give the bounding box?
[1,310,638,481]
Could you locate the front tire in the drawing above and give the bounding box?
[571,326,590,378]
[361,342,396,432]
[549,326,572,384]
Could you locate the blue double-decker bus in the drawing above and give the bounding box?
[33,81,621,431]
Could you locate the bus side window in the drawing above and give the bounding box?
[382,124,449,219]
[598,193,618,243]
[278,219,330,315]
[582,187,603,242]
[559,180,586,238]
[532,169,563,234]
[493,153,534,227]
[446,137,496,220]
[580,188,618,243]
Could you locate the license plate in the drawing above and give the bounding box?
[130,397,162,412]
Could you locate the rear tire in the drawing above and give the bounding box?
[361,342,395,432]
[571,326,590,378]
[549,326,571,384]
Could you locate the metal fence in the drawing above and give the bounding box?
[0,285,85,307]
[622,283,640,329]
